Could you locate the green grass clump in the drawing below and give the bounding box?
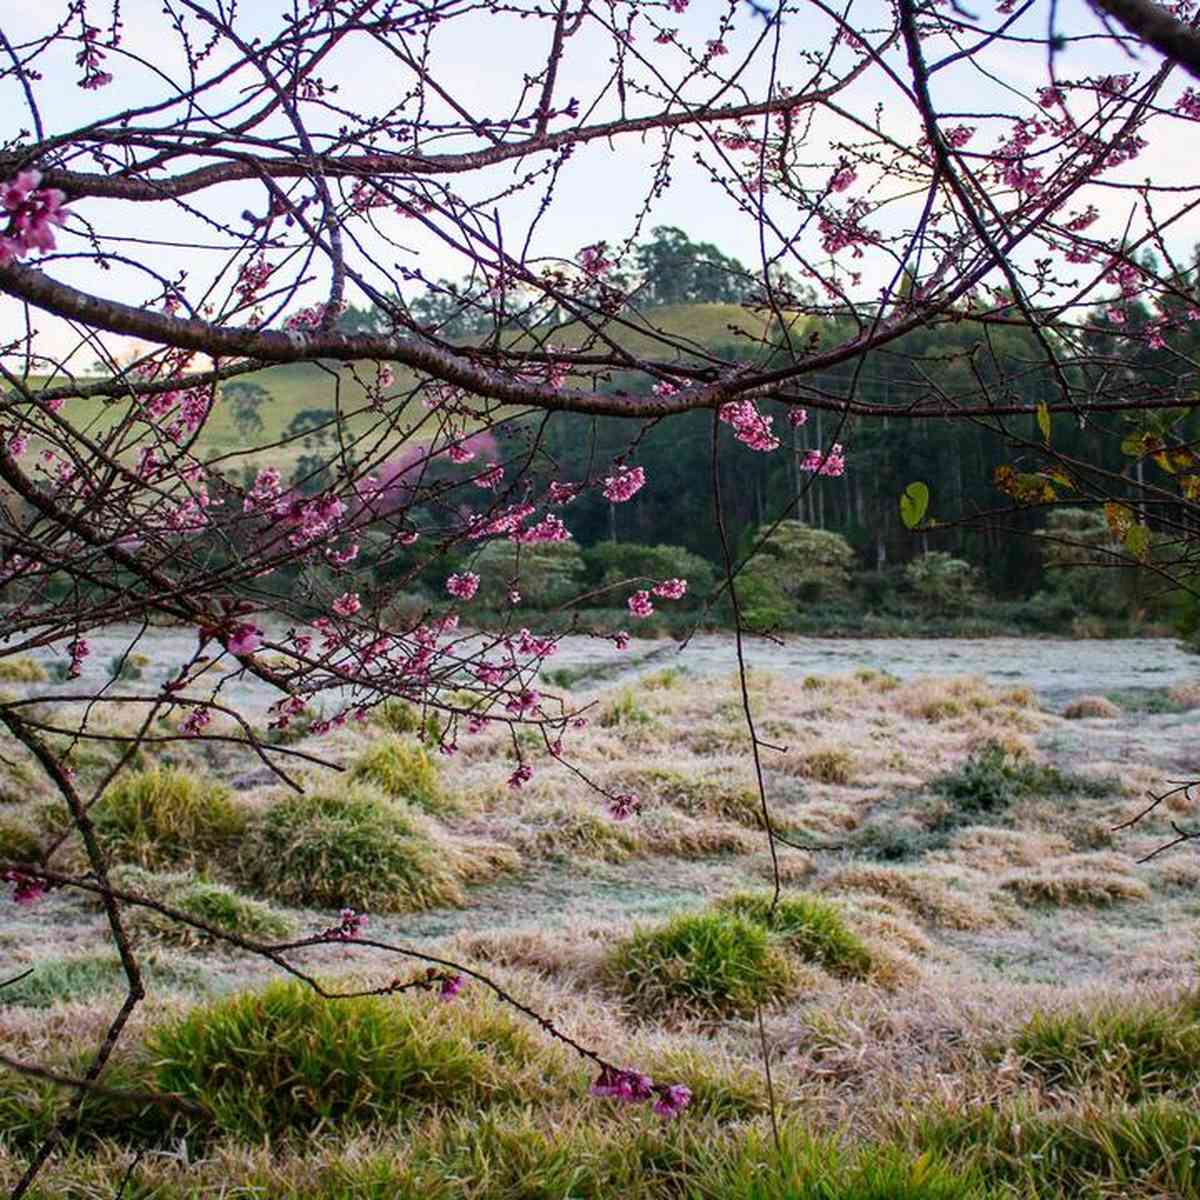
[1010,997,1200,1100]
[598,690,654,728]
[0,815,41,862]
[717,892,873,978]
[372,698,442,742]
[931,742,1117,830]
[607,910,796,1018]
[109,866,293,948]
[148,980,556,1140]
[1,952,203,1009]
[349,736,454,816]
[0,655,47,682]
[239,783,464,912]
[917,1098,1200,1199]
[91,767,245,869]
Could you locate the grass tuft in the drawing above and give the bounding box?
[1010,996,1200,1100]
[91,768,245,869]
[239,783,465,912]
[0,655,47,683]
[607,909,796,1018]
[148,980,561,1141]
[349,736,454,816]
[108,865,294,948]
[716,892,873,978]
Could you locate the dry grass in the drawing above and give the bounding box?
[999,852,1151,906]
[819,866,1009,931]
[1063,694,1122,719]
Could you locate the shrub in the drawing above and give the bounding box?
[109,866,293,948]
[472,537,585,607]
[239,783,464,912]
[716,892,873,978]
[584,541,716,608]
[91,768,245,869]
[148,980,558,1140]
[349,737,453,816]
[607,910,796,1018]
[107,652,150,682]
[904,552,982,613]
[0,655,47,682]
[930,742,1117,831]
[741,521,856,603]
[1011,997,1200,1100]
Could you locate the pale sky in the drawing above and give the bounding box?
[3,0,1199,367]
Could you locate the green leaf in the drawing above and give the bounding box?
[1121,432,1146,458]
[1036,402,1051,445]
[899,481,929,530]
[1124,523,1151,562]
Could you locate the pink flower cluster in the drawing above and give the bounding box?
[653,578,687,600]
[446,571,480,600]
[2,869,46,906]
[226,623,263,656]
[601,465,645,503]
[608,793,641,820]
[719,399,780,452]
[800,443,846,477]
[332,592,361,617]
[627,590,654,618]
[508,762,533,790]
[66,637,90,679]
[321,907,368,940]
[0,172,68,267]
[591,1065,692,1119]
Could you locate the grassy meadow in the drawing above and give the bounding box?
[2,660,1200,1197]
[26,302,782,477]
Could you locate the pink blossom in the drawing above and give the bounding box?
[515,514,571,543]
[652,578,687,600]
[508,762,533,789]
[475,462,505,490]
[787,407,808,428]
[508,589,522,606]
[1177,88,1200,120]
[707,39,728,55]
[446,571,480,600]
[602,465,645,503]
[591,1065,654,1100]
[505,689,541,717]
[829,166,857,193]
[942,124,975,148]
[654,1084,693,1118]
[180,706,212,737]
[719,399,780,452]
[66,638,90,678]
[0,171,69,265]
[332,592,361,617]
[226,623,263,656]
[448,443,475,464]
[439,973,465,1001]
[608,793,641,820]
[627,590,654,618]
[613,630,630,651]
[547,480,581,505]
[800,443,846,477]
[3,869,46,906]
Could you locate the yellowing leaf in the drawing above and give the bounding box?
[1036,402,1051,444]
[1124,523,1151,562]
[1105,501,1134,540]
